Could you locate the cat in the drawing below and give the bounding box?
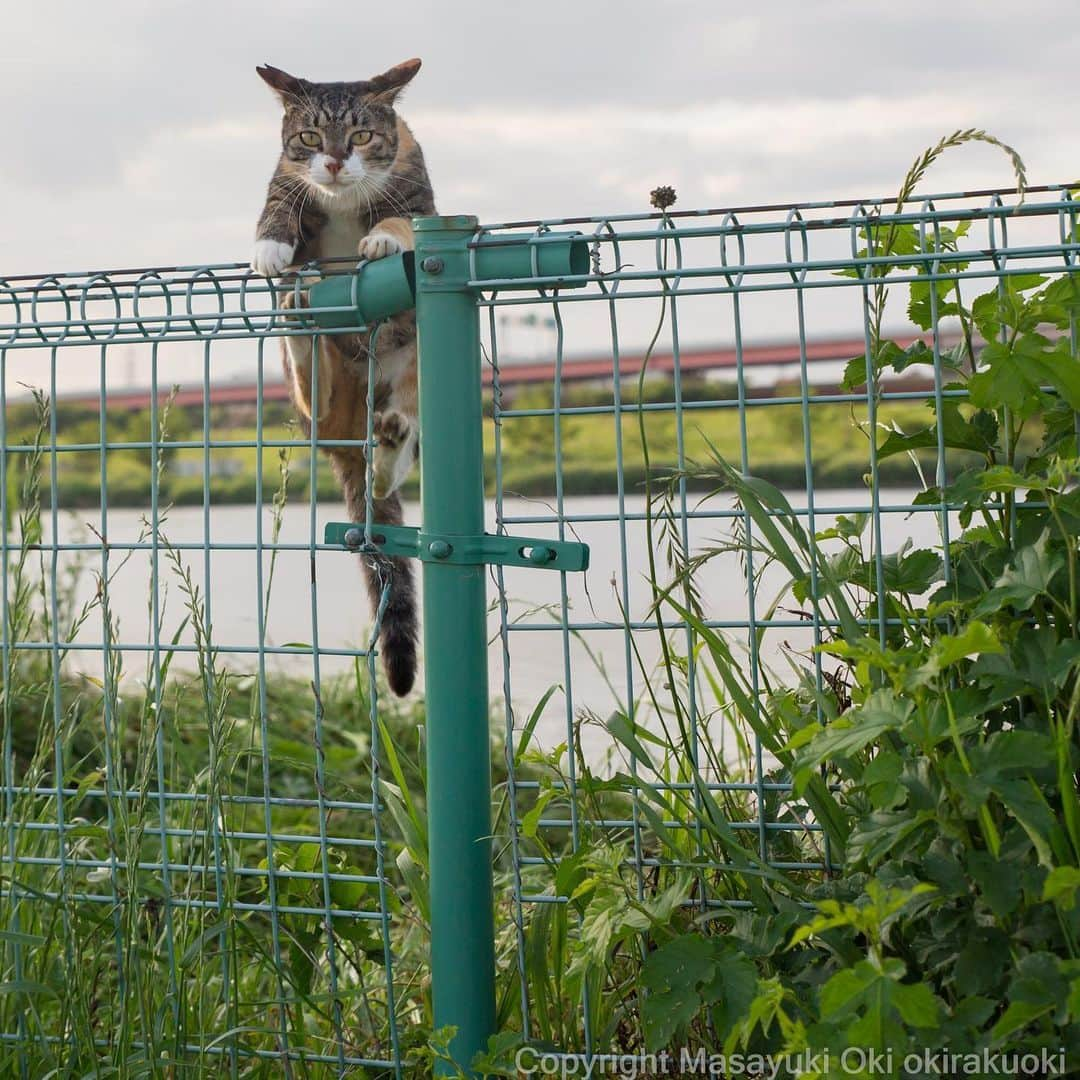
[252,59,435,696]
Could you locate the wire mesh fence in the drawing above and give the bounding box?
[0,268,408,1075]
[481,184,1079,1064]
[0,182,1076,1075]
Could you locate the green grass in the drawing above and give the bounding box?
[0,413,437,1076]
[492,381,987,495]
[6,376,1014,509]
[0,383,819,1076]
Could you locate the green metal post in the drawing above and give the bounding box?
[413,214,496,1072]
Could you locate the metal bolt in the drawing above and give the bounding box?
[343,528,362,548]
[428,539,452,559]
[528,545,555,565]
[420,256,444,274]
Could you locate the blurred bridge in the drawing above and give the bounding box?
[60,333,943,410]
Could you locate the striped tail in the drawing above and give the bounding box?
[329,451,419,697]
[361,539,418,696]
[353,488,418,696]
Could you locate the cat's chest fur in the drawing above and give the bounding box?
[312,208,368,263]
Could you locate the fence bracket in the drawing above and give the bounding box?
[325,521,589,572]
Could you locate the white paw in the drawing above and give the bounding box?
[358,232,402,261]
[371,410,416,499]
[251,239,296,277]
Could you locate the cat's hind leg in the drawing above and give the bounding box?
[280,289,333,422]
[371,348,418,500]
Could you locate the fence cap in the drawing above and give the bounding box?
[413,214,479,233]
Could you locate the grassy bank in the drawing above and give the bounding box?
[5,376,1006,508]
[0,427,439,1073]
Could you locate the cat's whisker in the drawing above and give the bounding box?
[280,184,314,232]
[379,167,432,190]
[360,176,410,222]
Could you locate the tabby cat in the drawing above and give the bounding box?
[252,59,434,695]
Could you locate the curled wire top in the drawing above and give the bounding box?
[2,186,1077,344]
[467,184,1079,304]
[0,259,370,349]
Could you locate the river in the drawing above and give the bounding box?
[37,490,945,753]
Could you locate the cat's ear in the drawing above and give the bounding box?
[366,58,421,104]
[256,65,309,105]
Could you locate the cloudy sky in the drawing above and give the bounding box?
[2,0,1078,279]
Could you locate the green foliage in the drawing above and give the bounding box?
[665,255,1080,1069]
[8,379,979,508]
[0,399,440,1076]
[640,934,757,1051]
[480,147,1080,1072]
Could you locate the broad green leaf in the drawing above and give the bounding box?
[640,935,717,1049]
[329,878,366,910]
[1043,866,1080,910]
[842,354,869,390]
[907,274,964,330]
[1010,951,1069,1007]
[520,788,557,839]
[793,690,913,773]
[930,620,1003,670]
[968,731,1057,781]
[1041,272,1080,316]
[707,952,759,1038]
[553,848,590,901]
[891,980,941,1028]
[882,547,943,595]
[815,512,868,542]
[991,999,1054,1041]
[847,809,935,868]
[993,778,1058,866]
[981,529,1063,613]
[968,851,1022,918]
[921,844,969,898]
[972,289,1002,339]
[1026,336,1080,410]
[910,686,1007,749]
[954,930,1010,994]
[819,962,877,1018]
[860,750,904,810]
[969,339,1044,416]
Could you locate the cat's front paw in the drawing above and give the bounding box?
[358,232,403,261]
[279,287,309,317]
[251,239,296,277]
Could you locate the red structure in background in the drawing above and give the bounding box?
[59,333,943,410]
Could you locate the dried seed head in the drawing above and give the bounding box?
[650,185,677,210]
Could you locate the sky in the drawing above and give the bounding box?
[2,0,1079,278]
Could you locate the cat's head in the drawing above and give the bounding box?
[256,59,421,201]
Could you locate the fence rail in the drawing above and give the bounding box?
[0,182,1076,1076]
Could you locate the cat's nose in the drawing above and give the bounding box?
[325,159,343,177]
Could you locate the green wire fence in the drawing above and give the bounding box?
[0,183,1076,1076]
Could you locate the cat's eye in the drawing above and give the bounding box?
[297,131,321,148]
[350,130,374,146]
